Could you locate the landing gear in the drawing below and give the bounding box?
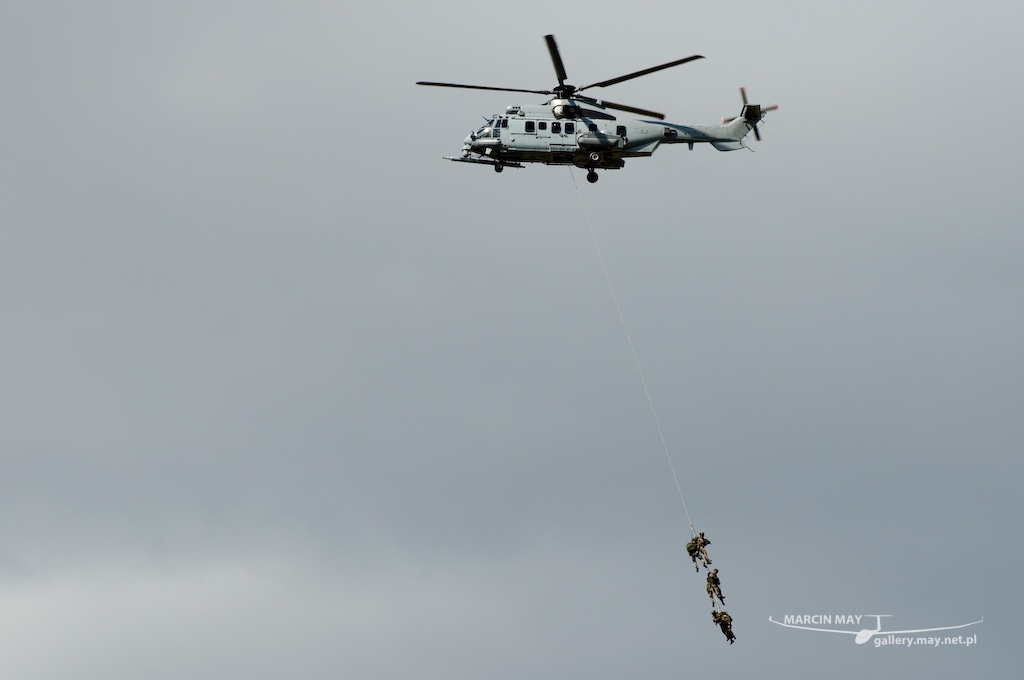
[494,162,504,173]
[586,169,599,183]
[588,151,601,164]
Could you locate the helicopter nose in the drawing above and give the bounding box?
[464,134,474,145]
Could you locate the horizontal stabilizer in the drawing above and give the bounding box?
[711,140,745,152]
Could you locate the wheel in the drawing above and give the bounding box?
[494,163,503,173]
[588,151,601,163]
[586,171,598,183]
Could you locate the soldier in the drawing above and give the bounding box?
[706,568,725,606]
[712,610,736,644]
[686,537,701,572]
[696,531,712,568]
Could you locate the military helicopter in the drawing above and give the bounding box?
[417,35,777,183]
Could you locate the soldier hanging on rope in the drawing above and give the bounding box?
[686,531,713,571]
[712,610,736,644]
[696,532,712,567]
[686,536,701,572]
[706,568,725,607]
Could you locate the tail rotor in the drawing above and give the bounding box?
[723,87,777,141]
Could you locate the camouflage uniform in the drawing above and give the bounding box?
[707,568,725,605]
[712,610,736,644]
[697,532,712,568]
[686,538,701,572]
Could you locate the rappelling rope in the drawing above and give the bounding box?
[568,168,694,536]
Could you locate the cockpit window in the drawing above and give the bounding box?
[476,119,495,136]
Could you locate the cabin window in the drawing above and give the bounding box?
[551,122,561,133]
[538,121,547,130]
[564,122,575,134]
[588,123,597,132]
[616,125,627,137]
[525,121,535,133]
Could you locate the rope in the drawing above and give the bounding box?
[568,167,695,536]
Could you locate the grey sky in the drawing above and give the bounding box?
[1,0,1021,677]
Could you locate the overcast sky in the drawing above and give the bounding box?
[1,1,1021,678]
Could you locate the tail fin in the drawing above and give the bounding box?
[722,87,778,142]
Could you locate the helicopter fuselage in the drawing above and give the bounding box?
[451,97,754,175]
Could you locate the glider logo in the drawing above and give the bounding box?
[769,614,983,646]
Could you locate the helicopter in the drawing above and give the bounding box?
[417,35,777,183]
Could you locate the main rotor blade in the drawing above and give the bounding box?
[544,35,568,86]
[753,122,761,141]
[740,87,747,106]
[578,55,704,91]
[416,81,552,95]
[599,99,665,120]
